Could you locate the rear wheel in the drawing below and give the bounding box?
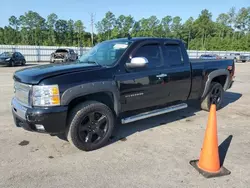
[201,82,224,111]
[66,101,115,151]
[21,59,26,66]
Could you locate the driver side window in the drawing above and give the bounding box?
[133,44,162,68]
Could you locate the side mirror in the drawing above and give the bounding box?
[125,57,148,69]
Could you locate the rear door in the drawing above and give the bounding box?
[161,42,191,102]
[12,52,18,64]
[17,52,23,63]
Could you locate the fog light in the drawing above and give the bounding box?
[35,124,45,131]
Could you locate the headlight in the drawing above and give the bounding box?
[5,58,10,61]
[32,85,60,106]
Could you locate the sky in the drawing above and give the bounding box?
[0,0,249,32]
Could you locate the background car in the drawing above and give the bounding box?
[223,53,248,63]
[0,52,26,67]
[238,54,249,63]
[199,54,222,60]
[50,48,78,63]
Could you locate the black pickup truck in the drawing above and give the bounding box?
[11,37,235,151]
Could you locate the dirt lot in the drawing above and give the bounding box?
[0,63,250,188]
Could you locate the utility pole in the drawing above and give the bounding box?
[90,13,95,46]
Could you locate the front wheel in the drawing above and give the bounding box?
[66,101,115,151]
[9,60,15,67]
[201,82,224,111]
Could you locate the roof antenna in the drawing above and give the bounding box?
[127,28,132,40]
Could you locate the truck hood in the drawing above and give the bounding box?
[14,63,102,84]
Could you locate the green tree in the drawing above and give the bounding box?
[161,16,172,37]
[171,16,182,38]
[19,11,46,45]
[55,19,68,45]
[67,19,74,45]
[116,15,134,37]
[8,16,20,44]
[182,17,194,49]
[216,13,230,38]
[47,13,58,45]
[192,9,214,49]
[74,20,85,46]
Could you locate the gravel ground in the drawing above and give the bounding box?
[0,62,249,188]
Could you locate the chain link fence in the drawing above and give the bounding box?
[0,44,249,62]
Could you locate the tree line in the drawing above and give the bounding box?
[0,7,250,51]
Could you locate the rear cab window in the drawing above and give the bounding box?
[162,44,184,66]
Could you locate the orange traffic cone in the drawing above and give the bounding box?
[190,104,231,178]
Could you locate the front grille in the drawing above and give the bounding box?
[14,82,32,106]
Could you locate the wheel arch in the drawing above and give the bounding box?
[61,81,120,115]
[201,69,230,99]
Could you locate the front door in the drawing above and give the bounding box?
[116,42,168,112]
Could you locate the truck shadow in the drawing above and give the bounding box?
[108,91,242,145]
[221,92,242,108]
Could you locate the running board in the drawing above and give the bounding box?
[121,103,188,124]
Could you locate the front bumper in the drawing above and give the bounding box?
[53,58,67,63]
[11,98,68,134]
[0,60,9,65]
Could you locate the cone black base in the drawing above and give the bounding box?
[190,160,231,178]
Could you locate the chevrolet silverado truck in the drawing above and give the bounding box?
[11,37,235,151]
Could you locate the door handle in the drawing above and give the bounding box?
[156,73,168,78]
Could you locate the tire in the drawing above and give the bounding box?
[9,60,15,67]
[242,60,246,63]
[50,57,54,63]
[21,59,26,66]
[66,101,115,151]
[201,82,224,111]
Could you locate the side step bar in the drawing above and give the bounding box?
[121,103,188,124]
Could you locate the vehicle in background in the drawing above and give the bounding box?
[199,54,221,60]
[11,37,235,151]
[223,53,249,63]
[0,52,26,67]
[238,54,249,63]
[50,48,78,63]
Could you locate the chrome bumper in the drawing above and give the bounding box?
[11,98,27,120]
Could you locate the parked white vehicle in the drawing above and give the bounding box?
[224,53,248,63]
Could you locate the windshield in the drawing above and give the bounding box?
[78,41,131,66]
[56,49,68,53]
[0,52,12,58]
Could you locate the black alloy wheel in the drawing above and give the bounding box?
[209,83,223,105]
[201,82,224,111]
[67,101,115,151]
[78,112,108,144]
